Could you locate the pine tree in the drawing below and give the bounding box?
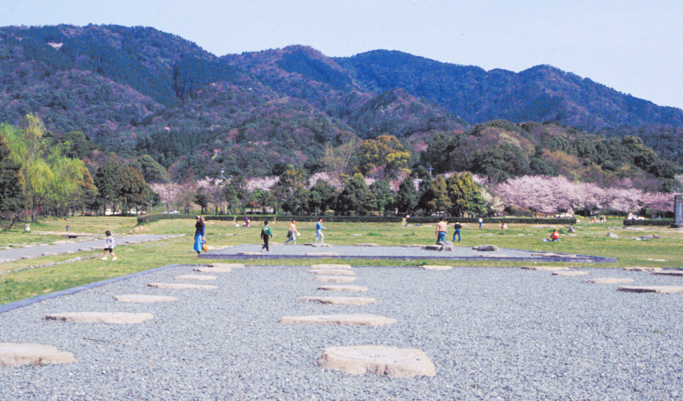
[395,177,418,214]
[0,133,25,230]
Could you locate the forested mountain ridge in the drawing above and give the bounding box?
[1,24,682,181]
[336,50,683,131]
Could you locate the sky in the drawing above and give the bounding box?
[2,0,683,109]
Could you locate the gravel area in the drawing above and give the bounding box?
[1,264,682,400]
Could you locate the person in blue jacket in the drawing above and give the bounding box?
[314,218,326,244]
[193,216,205,256]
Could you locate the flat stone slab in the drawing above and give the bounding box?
[0,343,76,367]
[174,274,217,281]
[280,314,396,326]
[209,263,244,269]
[618,285,683,293]
[421,265,452,271]
[318,345,436,378]
[624,267,662,272]
[306,252,339,257]
[652,271,683,277]
[310,264,352,269]
[309,269,355,275]
[522,266,570,271]
[318,285,368,292]
[552,271,589,276]
[239,252,262,256]
[113,294,178,303]
[588,278,635,284]
[194,267,232,273]
[473,245,500,252]
[315,275,358,283]
[43,312,153,324]
[299,296,376,306]
[148,282,217,290]
[355,243,379,247]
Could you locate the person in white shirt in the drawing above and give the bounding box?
[102,230,117,260]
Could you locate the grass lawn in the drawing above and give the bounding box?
[1,215,681,305]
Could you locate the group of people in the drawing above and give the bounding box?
[189,215,564,256]
[435,218,463,250]
[260,218,326,252]
[192,216,327,255]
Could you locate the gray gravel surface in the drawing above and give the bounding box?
[1,264,682,400]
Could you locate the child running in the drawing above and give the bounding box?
[102,230,117,260]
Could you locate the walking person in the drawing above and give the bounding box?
[314,218,326,245]
[478,217,483,229]
[452,221,462,242]
[285,219,299,245]
[193,215,205,256]
[435,218,447,250]
[102,230,117,260]
[261,220,273,251]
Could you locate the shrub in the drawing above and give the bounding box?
[406,217,577,225]
[623,219,673,226]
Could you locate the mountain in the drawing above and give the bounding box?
[336,50,683,131]
[0,24,682,179]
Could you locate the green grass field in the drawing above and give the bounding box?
[1,216,681,305]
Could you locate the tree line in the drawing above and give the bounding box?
[0,115,158,229]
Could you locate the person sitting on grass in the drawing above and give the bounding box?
[550,229,560,242]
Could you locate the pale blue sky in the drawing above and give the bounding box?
[2,0,682,109]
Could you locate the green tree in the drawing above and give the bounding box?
[355,135,411,179]
[137,154,169,182]
[417,173,434,214]
[395,176,418,214]
[62,131,96,159]
[250,188,275,214]
[283,186,310,215]
[0,133,25,230]
[307,180,337,215]
[369,180,394,215]
[94,159,123,213]
[419,131,452,174]
[274,165,308,214]
[426,175,451,215]
[337,173,371,215]
[74,165,98,214]
[119,165,149,213]
[194,187,210,214]
[3,116,91,218]
[446,173,488,217]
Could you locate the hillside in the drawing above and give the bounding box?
[336,50,683,130]
[0,24,682,180]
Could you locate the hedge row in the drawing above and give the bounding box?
[137,214,404,224]
[406,217,577,225]
[623,219,673,226]
[138,214,574,225]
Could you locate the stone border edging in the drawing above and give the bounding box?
[200,251,615,263]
